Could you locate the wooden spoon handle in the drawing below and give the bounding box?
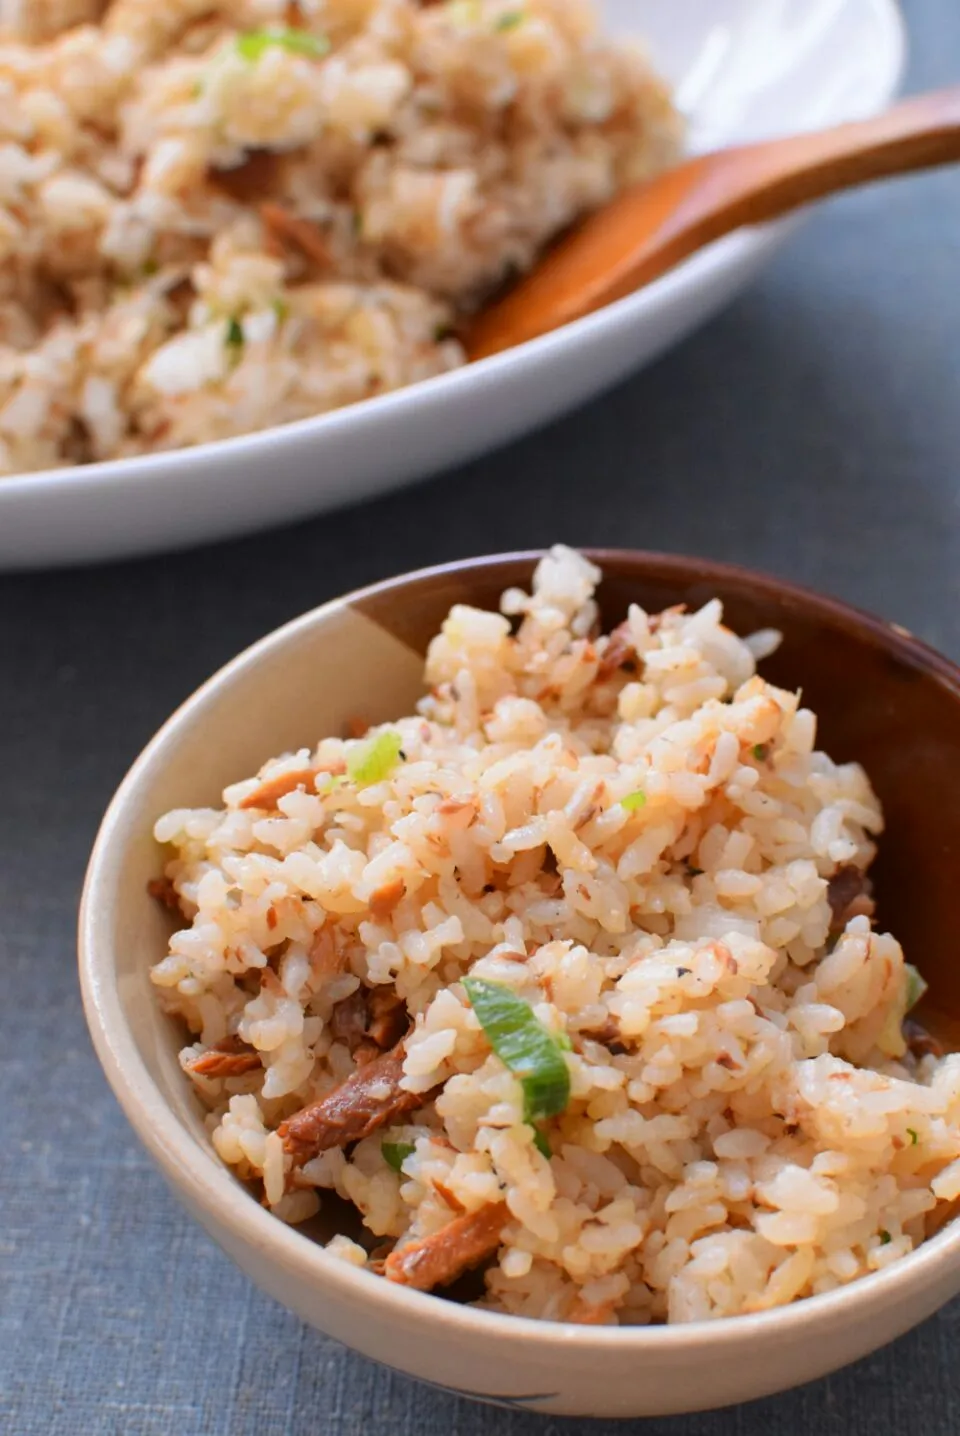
[467,87,960,362]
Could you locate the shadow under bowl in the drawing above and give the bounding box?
[80,549,960,1419]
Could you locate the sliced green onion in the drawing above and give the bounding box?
[236,27,330,62]
[463,977,570,1122]
[877,1007,907,1060]
[905,964,928,1011]
[381,1141,415,1174]
[225,315,244,350]
[621,790,646,812]
[346,729,404,787]
[532,1127,552,1160]
[879,1230,892,1245]
[752,743,769,761]
[316,771,344,792]
[495,10,525,29]
[907,1128,919,1146]
[878,963,929,1059]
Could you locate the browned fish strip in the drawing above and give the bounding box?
[432,1180,466,1215]
[330,989,370,1048]
[927,1199,960,1239]
[369,878,405,921]
[185,1039,262,1078]
[239,768,316,810]
[211,149,283,204]
[260,202,331,270]
[309,924,348,982]
[367,989,408,1050]
[596,621,635,679]
[904,1018,945,1062]
[352,1042,381,1068]
[147,876,180,911]
[383,1202,508,1291]
[567,1293,619,1325]
[827,864,875,930]
[330,986,408,1057]
[279,1044,426,1161]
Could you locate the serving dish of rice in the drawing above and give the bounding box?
[147,545,960,1326]
[0,0,679,476]
[0,1,904,569]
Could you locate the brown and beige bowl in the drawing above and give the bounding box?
[80,551,960,1418]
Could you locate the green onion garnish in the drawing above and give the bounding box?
[314,770,344,795]
[532,1128,552,1159]
[225,316,244,350]
[621,790,646,811]
[907,1128,919,1146]
[495,10,525,29]
[381,1141,415,1174]
[905,964,928,1011]
[878,964,930,1060]
[463,977,570,1122]
[879,1230,892,1245]
[752,743,769,761]
[346,729,404,787]
[236,27,330,62]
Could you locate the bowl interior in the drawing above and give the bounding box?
[626,0,905,151]
[88,551,960,1253]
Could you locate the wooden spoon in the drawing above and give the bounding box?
[466,87,960,362]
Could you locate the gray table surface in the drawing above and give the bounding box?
[2,4,959,1432]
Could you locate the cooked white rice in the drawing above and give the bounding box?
[150,545,960,1324]
[0,1,679,475]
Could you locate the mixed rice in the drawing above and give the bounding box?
[0,1,679,475]
[149,546,960,1324]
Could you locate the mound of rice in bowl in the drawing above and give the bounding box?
[149,547,960,1324]
[0,1,679,474]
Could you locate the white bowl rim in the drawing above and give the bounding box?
[79,542,960,1357]
[2,0,906,509]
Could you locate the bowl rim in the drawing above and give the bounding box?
[0,0,906,511]
[79,544,960,1355]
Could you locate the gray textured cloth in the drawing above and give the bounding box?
[2,4,959,1431]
